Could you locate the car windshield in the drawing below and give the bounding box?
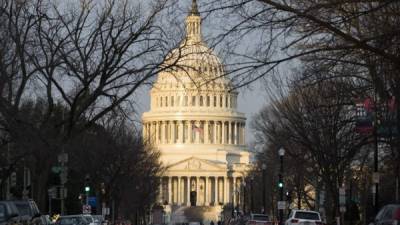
[93,215,103,222]
[14,202,31,216]
[59,217,86,225]
[0,204,6,222]
[83,216,93,222]
[253,215,269,221]
[294,212,320,220]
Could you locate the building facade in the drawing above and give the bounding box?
[142,0,250,222]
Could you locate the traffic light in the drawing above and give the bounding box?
[285,191,292,203]
[84,175,90,193]
[278,181,283,188]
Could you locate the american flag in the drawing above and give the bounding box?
[192,125,203,133]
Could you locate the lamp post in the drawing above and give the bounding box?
[243,181,247,214]
[262,163,267,214]
[278,147,285,225]
[250,175,254,213]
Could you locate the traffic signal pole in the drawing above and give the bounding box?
[279,155,284,225]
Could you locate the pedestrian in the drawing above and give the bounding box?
[210,221,215,225]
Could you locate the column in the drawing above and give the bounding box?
[205,176,209,205]
[161,121,165,144]
[171,121,176,143]
[233,122,237,145]
[155,121,159,144]
[213,121,217,144]
[242,123,246,144]
[168,177,172,204]
[195,121,200,143]
[233,177,237,206]
[178,121,183,143]
[221,121,226,144]
[187,177,191,206]
[223,177,228,204]
[188,121,192,143]
[228,121,232,144]
[159,178,163,204]
[214,177,218,204]
[196,177,200,205]
[178,176,181,205]
[204,121,209,144]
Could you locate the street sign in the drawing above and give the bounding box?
[88,197,97,207]
[48,187,57,199]
[102,207,110,216]
[82,204,91,214]
[277,201,286,210]
[58,153,68,163]
[373,172,380,184]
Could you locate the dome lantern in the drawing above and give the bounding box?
[185,0,201,43]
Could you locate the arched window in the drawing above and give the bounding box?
[200,96,204,106]
[192,96,196,106]
[184,96,188,106]
[207,96,210,107]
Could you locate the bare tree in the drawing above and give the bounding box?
[0,0,177,209]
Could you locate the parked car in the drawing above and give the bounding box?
[285,210,323,225]
[11,199,42,225]
[82,214,98,225]
[0,201,22,225]
[245,214,272,225]
[91,215,104,225]
[56,215,91,225]
[371,204,400,225]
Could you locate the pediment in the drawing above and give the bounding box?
[167,157,225,171]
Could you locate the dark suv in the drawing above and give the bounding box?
[0,201,21,225]
[372,204,400,225]
[12,200,41,225]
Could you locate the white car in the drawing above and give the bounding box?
[246,214,272,225]
[285,210,323,225]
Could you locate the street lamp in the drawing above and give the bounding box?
[262,163,267,214]
[250,175,254,213]
[278,147,285,225]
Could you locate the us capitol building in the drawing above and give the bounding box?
[142,0,250,223]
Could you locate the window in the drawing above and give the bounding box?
[207,96,210,107]
[171,96,174,107]
[184,96,188,106]
[165,96,168,107]
[192,96,196,106]
[220,96,223,107]
[200,96,203,106]
[225,96,228,107]
[177,96,181,106]
[214,96,217,107]
[160,97,163,107]
[294,212,320,220]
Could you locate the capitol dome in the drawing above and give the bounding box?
[142,1,250,218]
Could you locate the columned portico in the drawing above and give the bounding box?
[159,174,246,207]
